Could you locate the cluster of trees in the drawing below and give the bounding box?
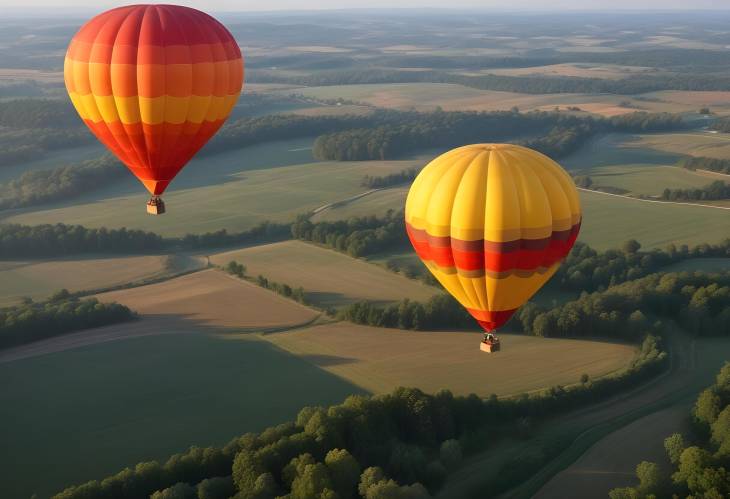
[312,110,683,161]
[0,155,125,209]
[610,363,730,499]
[361,167,418,189]
[0,127,92,167]
[179,222,292,251]
[338,294,473,331]
[518,271,730,339]
[557,239,730,293]
[709,117,730,133]
[55,342,668,499]
[661,180,730,202]
[0,290,135,350]
[678,156,730,175]
[254,275,308,306]
[291,211,407,258]
[223,260,308,306]
[0,223,164,258]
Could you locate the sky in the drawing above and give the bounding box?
[1,0,729,12]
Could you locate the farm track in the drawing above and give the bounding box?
[578,187,730,210]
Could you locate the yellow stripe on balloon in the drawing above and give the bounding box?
[66,92,240,124]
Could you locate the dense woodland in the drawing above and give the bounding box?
[0,223,165,257]
[610,363,730,499]
[518,271,730,339]
[0,290,135,350]
[53,334,666,499]
[557,239,730,293]
[661,180,730,202]
[0,155,124,209]
[249,68,730,95]
[312,111,683,161]
[679,156,730,176]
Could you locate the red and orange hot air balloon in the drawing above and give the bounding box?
[64,4,244,214]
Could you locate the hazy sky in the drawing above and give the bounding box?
[2,0,729,12]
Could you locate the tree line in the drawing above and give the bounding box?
[0,155,125,209]
[290,211,407,258]
[0,290,135,350]
[518,271,730,339]
[709,117,730,133]
[223,261,308,306]
[361,167,418,189]
[249,67,730,96]
[610,362,730,499]
[661,180,730,202]
[557,239,730,293]
[0,127,92,167]
[54,337,667,499]
[312,111,684,161]
[678,156,730,175]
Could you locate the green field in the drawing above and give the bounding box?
[0,334,362,499]
[0,254,205,306]
[210,240,440,308]
[2,149,424,237]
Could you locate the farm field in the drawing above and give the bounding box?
[272,83,719,115]
[632,131,730,159]
[0,254,205,306]
[478,63,663,80]
[311,186,409,222]
[263,323,637,397]
[95,269,319,330]
[209,240,440,308]
[0,333,362,499]
[3,152,424,237]
[584,165,713,197]
[0,142,105,183]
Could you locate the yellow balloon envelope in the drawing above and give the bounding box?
[405,144,581,333]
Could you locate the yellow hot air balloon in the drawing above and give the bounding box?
[405,144,581,352]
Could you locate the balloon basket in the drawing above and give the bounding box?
[480,339,501,353]
[146,197,166,215]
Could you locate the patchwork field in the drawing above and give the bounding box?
[95,269,318,330]
[272,83,719,115]
[584,165,713,197]
[479,63,663,80]
[0,254,205,306]
[264,323,637,397]
[209,240,440,308]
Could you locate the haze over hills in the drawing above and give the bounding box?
[0,6,729,499]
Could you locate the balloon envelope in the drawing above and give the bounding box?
[64,4,244,195]
[405,144,581,332]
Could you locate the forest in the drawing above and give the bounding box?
[518,271,730,339]
[610,363,730,499]
[661,180,730,202]
[249,67,730,95]
[312,111,683,161]
[679,156,730,175]
[53,335,666,499]
[0,155,124,209]
[0,290,135,349]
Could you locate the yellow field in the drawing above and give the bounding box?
[277,83,714,116]
[96,269,319,330]
[480,63,662,80]
[210,240,440,308]
[0,254,205,306]
[263,323,637,397]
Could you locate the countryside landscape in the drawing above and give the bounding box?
[1,3,730,499]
